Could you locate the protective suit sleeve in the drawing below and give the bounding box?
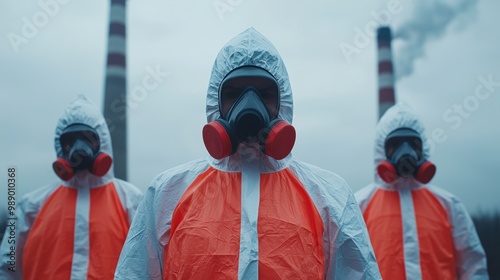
[330,193,382,279]
[0,197,34,280]
[114,185,164,280]
[113,179,143,223]
[287,161,381,279]
[450,198,489,279]
[354,183,378,213]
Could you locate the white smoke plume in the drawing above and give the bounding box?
[393,0,478,80]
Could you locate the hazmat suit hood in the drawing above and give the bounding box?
[374,102,431,188]
[54,95,114,187]
[206,28,293,172]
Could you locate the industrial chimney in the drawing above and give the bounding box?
[103,0,127,180]
[376,26,396,119]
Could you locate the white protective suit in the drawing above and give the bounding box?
[0,96,143,280]
[355,103,488,280]
[114,28,381,280]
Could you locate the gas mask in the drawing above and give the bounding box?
[53,124,112,181]
[203,66,296,160]
[377,127,436,184]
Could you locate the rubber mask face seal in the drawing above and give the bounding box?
[384,128,422,160]
[60,124,100,156]
[219,66,279,120]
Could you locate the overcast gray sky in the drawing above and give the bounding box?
[1,0,499,217]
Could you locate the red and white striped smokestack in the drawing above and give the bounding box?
[103,0,127,180]
[377,26,396,119]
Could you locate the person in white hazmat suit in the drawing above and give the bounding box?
[114,28,381,279]
[0,95,142,280]
[355,103,488,279]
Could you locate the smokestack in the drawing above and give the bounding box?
[377,26,396,119]
[103,0,127,180]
